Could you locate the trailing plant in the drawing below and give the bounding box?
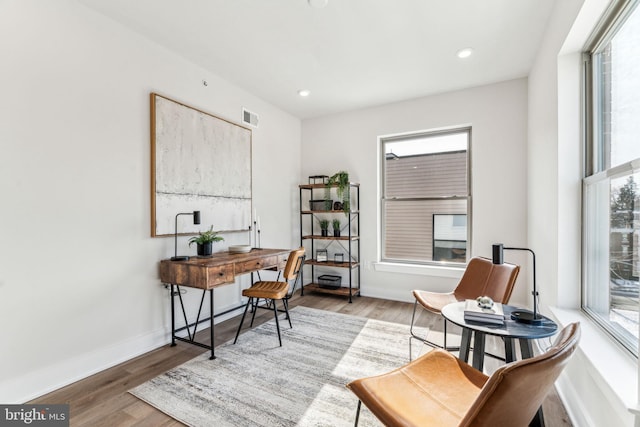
[325,171,350,215]
[188,225,225,246]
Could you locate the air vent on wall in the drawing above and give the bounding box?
[242,107,259,128]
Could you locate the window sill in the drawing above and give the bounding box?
[549,306,638,415]
[373,261,464,278]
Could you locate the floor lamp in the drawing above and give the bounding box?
[492,243,543,325]
[171,211,201,261]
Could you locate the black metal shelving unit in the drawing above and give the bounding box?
[299,181,360,302]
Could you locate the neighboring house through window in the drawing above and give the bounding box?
[381,128,470,265]
[583,0,640,356]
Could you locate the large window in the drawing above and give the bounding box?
[584,0,640,356]
[381,128,470,265]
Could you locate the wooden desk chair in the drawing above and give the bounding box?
[233,247,305,347]
[410,257,519,354]
[347,322,580,427]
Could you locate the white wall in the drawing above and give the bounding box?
[301,79,529,304]
[0,0,301,403]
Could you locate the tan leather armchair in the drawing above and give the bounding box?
[347,322,580,427]
[410,256,520,353]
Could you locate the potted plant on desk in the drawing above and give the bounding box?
[189,226,224,257]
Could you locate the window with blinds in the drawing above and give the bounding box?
[381,128,470,264]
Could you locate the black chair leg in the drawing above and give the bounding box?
[354,400,361,427]
[409,299,460,354]
[283,298,292,328]
[233,298,252,344]
[273,299,282,346]
[250,297,259,327]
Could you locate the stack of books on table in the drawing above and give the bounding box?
[463,299,505,325]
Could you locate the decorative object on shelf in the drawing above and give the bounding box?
[308,175,329,185]
[319,219,329,236]
[171,211,201,261]
[463,298,505,325]
[333,201,343,210]
[332,218,341,237]
[492,243,542,325]
[188,225,224,257]
[334,253,344,263]
[318,274,341,289]
[310,199,332,211]
[325,171,350,214]
[316,249,328,262]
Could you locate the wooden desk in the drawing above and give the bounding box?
[160,248,291,359]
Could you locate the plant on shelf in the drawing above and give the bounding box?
[188,225,224,257]
[332,218,341,237]
[325,171,351,215]
[319,219,330,237]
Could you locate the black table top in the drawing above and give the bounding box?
[441,301,558,339]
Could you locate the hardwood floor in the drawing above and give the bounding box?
[31,292,573,426]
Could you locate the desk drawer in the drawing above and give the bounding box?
[236,256,277,274]
[160,262,234,289]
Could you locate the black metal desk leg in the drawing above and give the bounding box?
[472,331,486,371]
[459,328,472,363]
[209,289,216,360]
[170,284,176,347]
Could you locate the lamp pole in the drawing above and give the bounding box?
[171,211,201,261]
[492,244,541,325]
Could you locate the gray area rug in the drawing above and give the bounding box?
[130,306,429,426]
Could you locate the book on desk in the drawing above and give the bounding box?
[463,299,506,325]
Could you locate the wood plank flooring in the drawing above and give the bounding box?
[30,292,573,426]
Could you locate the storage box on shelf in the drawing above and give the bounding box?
[299,181,360,302]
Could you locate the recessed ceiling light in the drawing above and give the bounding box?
[308,0,328,8]
[456,48,473,59]
[298,89,311,97]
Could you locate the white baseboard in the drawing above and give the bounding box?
[0,327,169,403]
[1,304,246,404]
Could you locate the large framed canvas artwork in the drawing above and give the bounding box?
[150,93,252,237]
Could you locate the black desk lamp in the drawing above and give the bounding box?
[492,243,542,325]
[171,211,201,261]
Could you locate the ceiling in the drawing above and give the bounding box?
[79,0,556,120]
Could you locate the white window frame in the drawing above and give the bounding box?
[583,0,640,357]
[379,127,471,267]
